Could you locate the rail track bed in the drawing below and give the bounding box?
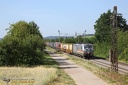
[90,58,128,74]
[63,52,128,74]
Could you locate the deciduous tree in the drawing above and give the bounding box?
[0,21,45,66]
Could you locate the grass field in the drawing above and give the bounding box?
[0,50,76,85]
[0,66,57,85]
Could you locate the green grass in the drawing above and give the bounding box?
[118,59,128,64]
[48,69,76,85]
[43,54,58,68]
[61,53,128,85]
[44,50,76,85]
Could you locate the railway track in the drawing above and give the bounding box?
[63,52,128,74]
[90,59,128,74]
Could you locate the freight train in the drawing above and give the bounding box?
[46,42,93,59]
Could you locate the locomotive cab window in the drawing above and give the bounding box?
[84,44,92,49]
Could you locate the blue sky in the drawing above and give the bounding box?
[0,0,128,37]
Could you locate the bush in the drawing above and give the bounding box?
[94,42,110,58]
[0,21,46,66]
[118,30,128,62]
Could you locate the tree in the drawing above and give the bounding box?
[75,36,84,43]
[117,14,128,31]
[118,30,128,61]
[84,36,96,44]
[62,37,75,43]
[28,21,43,38]
[7,21,43,39]
[0,21,46,66]
[94,10,128,42]
[94,10,112,42]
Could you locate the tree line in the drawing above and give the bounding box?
[45,36,96,44]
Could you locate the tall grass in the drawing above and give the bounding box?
[0,66,57,85]
[0,48,76,85]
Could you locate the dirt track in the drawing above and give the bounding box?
[49,52,108,85]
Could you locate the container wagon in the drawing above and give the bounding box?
[65,44,73,54]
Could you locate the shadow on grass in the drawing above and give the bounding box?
[60,66,78,69]
[43,53,59,68]
[90,56,106,60]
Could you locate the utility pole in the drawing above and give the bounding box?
[84,30,86,43]
[58,30,60,42]
[65,33,68,39]
[110,6,118,72]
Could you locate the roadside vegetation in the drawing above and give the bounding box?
[57,51,128,85]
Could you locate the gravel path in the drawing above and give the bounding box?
[50,52,108,85]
